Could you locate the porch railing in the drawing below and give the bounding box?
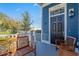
[0,32,36,56]
[0,34,17,56]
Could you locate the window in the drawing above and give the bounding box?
[50,7,64,16]
[60,7,64,13]
[51,17,56,22]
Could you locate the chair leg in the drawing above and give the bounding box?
[34,49,36,56]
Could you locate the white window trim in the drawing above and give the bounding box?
[41,5,50,44]
[50,13,65,17]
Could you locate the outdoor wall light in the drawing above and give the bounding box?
[69,3,74,17]
[69,8,74,17]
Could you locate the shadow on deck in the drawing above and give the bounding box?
[35,41,58,56]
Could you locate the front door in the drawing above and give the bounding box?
[51,14,64,44]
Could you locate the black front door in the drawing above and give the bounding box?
[51,15,64,45]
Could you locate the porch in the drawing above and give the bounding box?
[0,33,79,56]
[15,40,79,56]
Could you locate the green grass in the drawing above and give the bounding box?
[0,29,17,35]
[0,31,11,35]
[0,37,8,41]
[0,30,11,41]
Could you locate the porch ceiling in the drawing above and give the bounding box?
[39,3,50,7]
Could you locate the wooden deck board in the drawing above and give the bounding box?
[58,48,79,56]
[15,46,35,56]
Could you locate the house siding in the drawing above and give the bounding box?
[67,3,78,46]
[78,4,79,47]
[42,3,79,48]
[42,7,49,41]
[42,3,59,42]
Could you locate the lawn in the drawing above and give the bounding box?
[0,30,15,35]
[0,30,10,35]
[0,37,8,41]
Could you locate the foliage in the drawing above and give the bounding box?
[0,13,21,34]
[21,11,32,32]
[35,30,41,33]
[0,12,32,52]
[0,11,32,34]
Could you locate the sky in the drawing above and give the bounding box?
[0,3,41,29]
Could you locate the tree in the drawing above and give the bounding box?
[0,12,32,34]
[21,11,32,32]
[0,13,21,34]
[0,13,9,31]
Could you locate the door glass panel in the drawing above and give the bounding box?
[53,17,56,22]
[53,23,56,32]
[58,22,63,32]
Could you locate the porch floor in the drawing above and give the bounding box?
[25,41,58,56]
[15,40,79,56]
[26,41,79,56]
[35,41,58,56]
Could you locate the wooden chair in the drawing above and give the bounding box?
[57,36,77,56]
[55,33,64,45]
[60,36,76,51]
[58,48,78,56]
[15,34,36,56]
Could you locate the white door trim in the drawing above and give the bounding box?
[41,6,43,43]
[64,4,67,41]
[49,3,66,44]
